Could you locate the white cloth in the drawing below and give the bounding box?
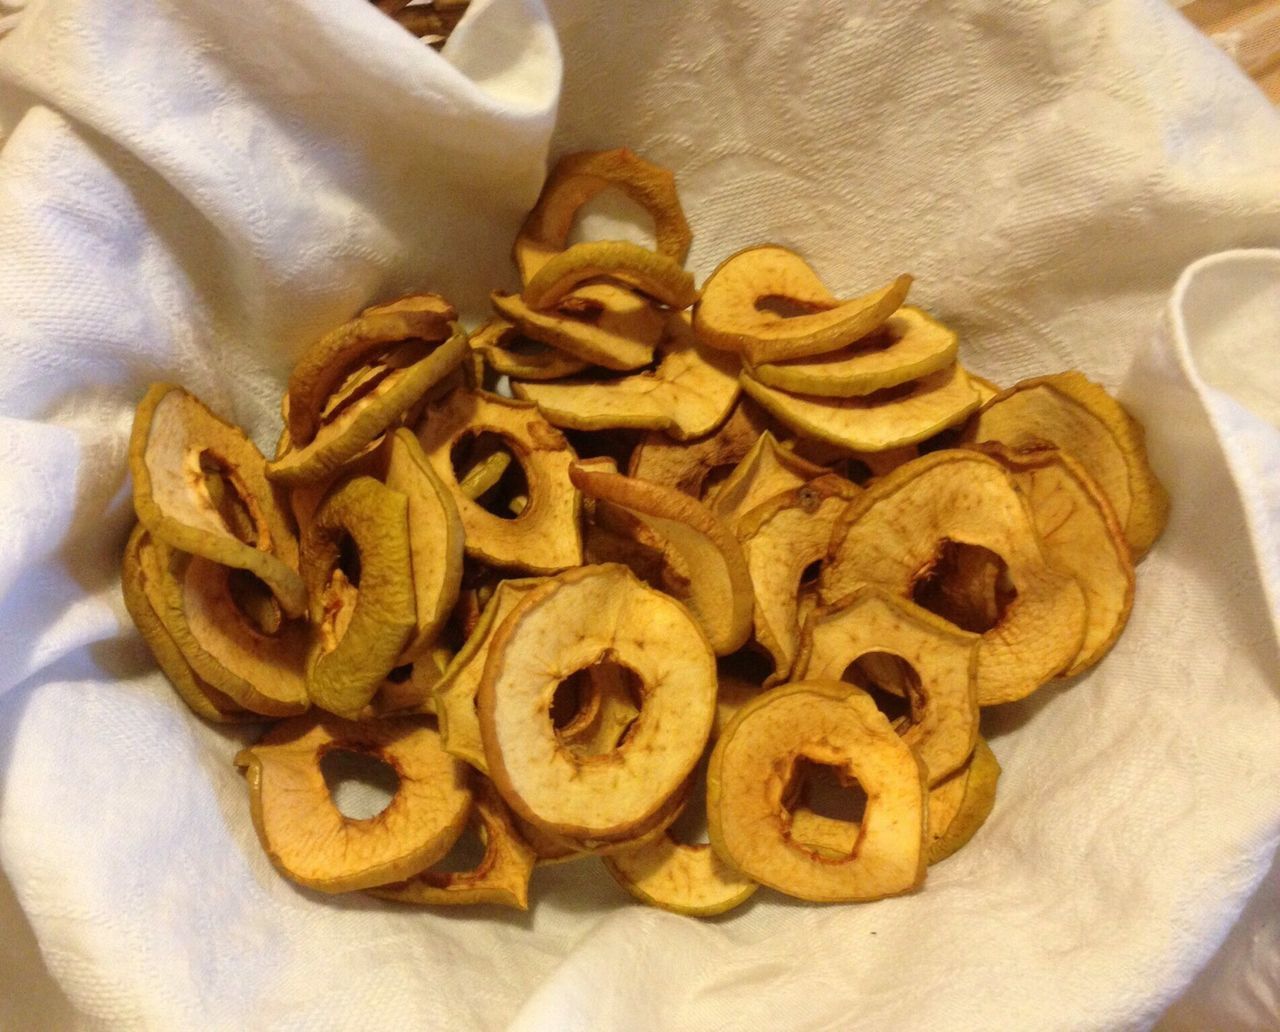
[0,0,1277,1028]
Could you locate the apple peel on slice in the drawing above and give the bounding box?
[522,240,698,312]
[569,466,754,655]
[492,285,665,372]
[708,679,927,903]
[513,147,692,283]
[745,306,958,398]
[235,713,471,894]
[794,586,979,785]
[740,362,981,453]
[819,450,1088,705]
[370,778,537,909]
[479,564,716,842]
[513,313,740,441]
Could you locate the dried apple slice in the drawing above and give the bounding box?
[979,444,1134,676]
[457,449,512,501]
[121,525,254,722]
[787,438,920,483]
[745,307,958,397]
[740,363,982,453]
[492,284,665,372]
[604,834,757,916]
[513,147,692,282]
[514,778,688,864]
[469,318,589,381]
[382,429,465,661]
[737,475,861,684]
[417,389,582,573]
[370,779,537,909]
[965,371,1169,557]
[286,294,457,446]
[129,383,306,616]
[523,240,697,311]
[569,467,753,655]
[820,450,1088,705]
[434,577,548,773]
[969,373,1001,405]
[628,399,772,497]
[793,586,979,785]
[708,680,927,902]
[479,564,716,841]
[513,313,739,440]
[704,431,828,531]
[234,713,471,893]
[373,647,451,717]
[928,736,1001,864]
[268,323,469,486]
[300,476,417,719]
[694,245,911,363]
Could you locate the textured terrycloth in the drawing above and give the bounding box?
[0,0,1278,1028]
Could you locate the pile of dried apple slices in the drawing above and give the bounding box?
[121,148,1167,916]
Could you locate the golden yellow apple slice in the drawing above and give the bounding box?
[740,362,982,453]
[513,147,692,283]
[745,307,958,397]
[522,240,697,311]
[416,389,583,573]
[299,476,417,719]
[235,714,471,893]
[513,313,740,440]
[965,371,1169,557]
[705,430,828,532]
[569,467,754,655]
[267,322,470,486]
[793,586,979,785]
[980,444,1135,676]
[434,577,548,773]
[820,450,1088,705]
[708,680,927,902]
[121,525,255,722]
[928,736,1001,864]
[737,475,861,684]
[370,778,537,909]
[492,285,664,372]
[129,383,306,616]
[286,294,456,447]
[694,244,911,362]
[628,399,772,497]
[469,317,590,381]
[479,564,716,842]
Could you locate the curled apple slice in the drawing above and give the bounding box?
[965,371,1169,557]
[469,318,589,381]
[513,313,740,441]
[979,444,1134,676]
[479,564,716,841]
[121,525,254,722]
[513,147,691,282]
[928,736,1001,864]
[416,389,583,573]
[737,475,861,684]
[794,586,979,785]
[820,450,1087,705]
[492,285,665,372]
[370,779,537,909]
[286,294,457,447]
[569,467,754,655]
[740,363,982,453]
[694,245,911,363]
[434,577,548,773]
[603,827,757,918]
[235,713,471,893]
[522,240,697,312]
[708,680,927,902]
[704,431,828,532]
[300,476,417,719]
[129,383,306,616]
[268,322,469,486]
[628,399,772,497]
[745,307,958,397]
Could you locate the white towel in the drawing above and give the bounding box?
[0,0,1277,1028]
